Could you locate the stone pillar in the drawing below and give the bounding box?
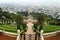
[25,34,30,40]
[16,30,20,40]
[40,30,44,40]
[31,34,35,40]
[37,34,38,40]
[22,34,24,40]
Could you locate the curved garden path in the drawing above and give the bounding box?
[0,32,60,40]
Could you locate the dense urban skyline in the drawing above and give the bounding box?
[0,0,60,6]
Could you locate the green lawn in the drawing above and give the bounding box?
[0,24,17,33]
[44,25,60,33]
[0,24,60,33]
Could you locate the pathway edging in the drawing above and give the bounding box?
[0,30,60,37]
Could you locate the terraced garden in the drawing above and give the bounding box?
[0,24,60,33]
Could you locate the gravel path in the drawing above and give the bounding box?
[0,33,60,40]
[44,32,60,40]
[0,34,16,40]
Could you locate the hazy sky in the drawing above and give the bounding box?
[0,0,60,6]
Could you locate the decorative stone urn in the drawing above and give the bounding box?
[24,19,37,33]
[40,30,44,40]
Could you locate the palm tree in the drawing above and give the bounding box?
[37,13,46,40]
[37,13,46,31]
[33,13,46,40]
[16,15,27,40]
[15,15,23,30]
[15,15,23,40]
[32,13,46,40]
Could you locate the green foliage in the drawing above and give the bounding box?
[17,11,28,17]
[15,15,27,33]
[0,8,17,24]
[20,24,27,34]
[33,13,46,33]
[15,15,23,29]
[33,23,40,33]
[15,15,23,25]
[37,13,46,25]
